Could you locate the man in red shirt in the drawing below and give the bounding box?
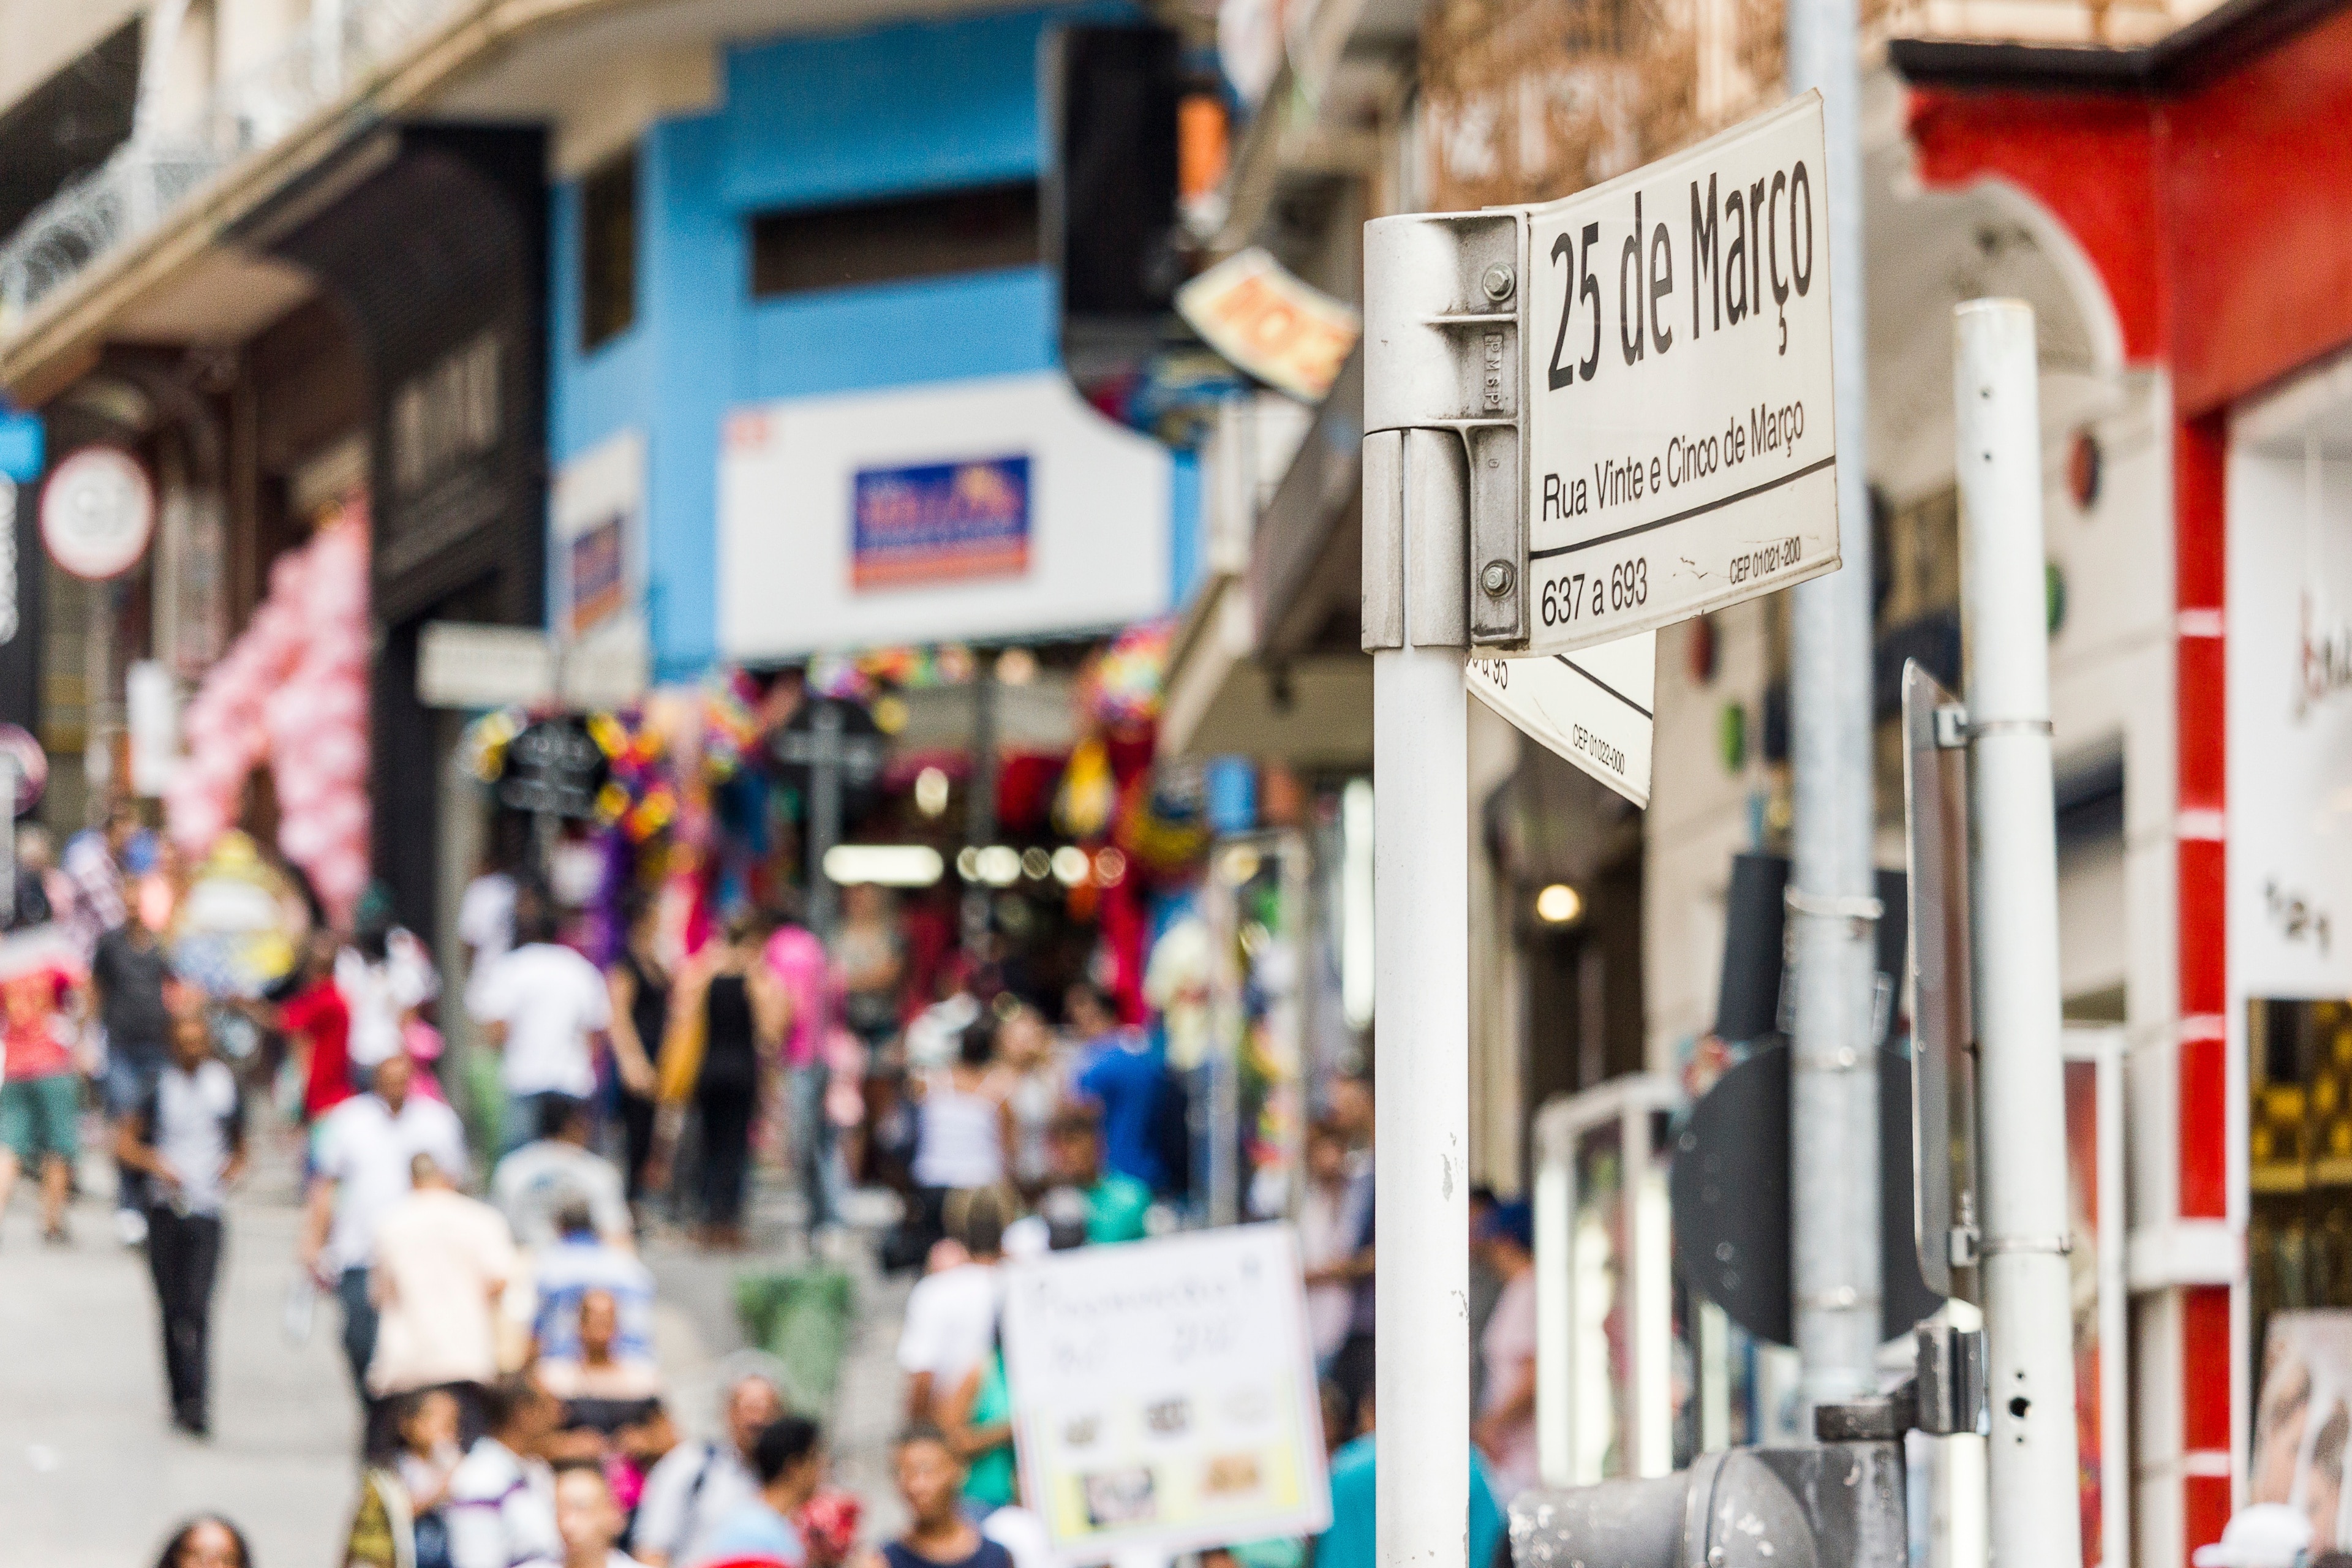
[265,932,355,1128]
[0,927,88,1244]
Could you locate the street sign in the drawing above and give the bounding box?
[496,716,608,818]
[417,620,650,712]
[1901,657,1979,1301]
[1518,91,1839,655]
[1466,630,1655,807]
[1668,1038,1945,1347]
[419,622,555,710]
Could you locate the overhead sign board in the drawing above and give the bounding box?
[1517,91,1839,655]
[418,621,649,714]
[1000,1224,1332,1562]
[1467,630,1656,807]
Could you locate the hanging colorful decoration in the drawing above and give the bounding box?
[166,501,372,925]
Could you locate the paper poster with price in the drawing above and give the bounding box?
[1520,91,1839,655]
[1468,630,1656,807]
[1001,1224,1332,1562]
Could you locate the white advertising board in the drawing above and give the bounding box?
[1000,1224,1332,1562]
[1519,92,1839,655]
[717,371,1172,662]
[1468,631,1655,807]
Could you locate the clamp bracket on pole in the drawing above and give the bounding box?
[1361,211,1528,651]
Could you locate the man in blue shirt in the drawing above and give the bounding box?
[1066,982,1169,1193]
[1316,1390,1507,1568]
[693,1415,823,1567]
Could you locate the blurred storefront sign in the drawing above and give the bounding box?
[718,371,1170,662]
[1176,248,1359,403]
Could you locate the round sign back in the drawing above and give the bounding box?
[41,447,154,580]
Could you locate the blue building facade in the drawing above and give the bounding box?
[545,5,1197,681]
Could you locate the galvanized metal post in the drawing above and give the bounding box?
[1785,0,1883,1417]
[1954,298,2082,1568]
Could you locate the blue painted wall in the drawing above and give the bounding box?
[548,4,1188,680]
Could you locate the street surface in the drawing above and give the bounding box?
[0,1136,911,1566]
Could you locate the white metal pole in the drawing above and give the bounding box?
[1785,0,1883,1418]
[1373,643,1469,1555]
[1954,298,2082,1568]
[1373,441,1470,1568]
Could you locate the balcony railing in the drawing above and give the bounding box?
[0,0,464,333]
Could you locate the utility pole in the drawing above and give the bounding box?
[1954,299,2082,1567]
[1785,0,1882,1416]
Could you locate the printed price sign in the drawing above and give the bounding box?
[1518,91,1839,654]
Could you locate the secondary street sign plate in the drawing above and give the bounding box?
[1468,631,1656,807]
[1518,91,1839,655]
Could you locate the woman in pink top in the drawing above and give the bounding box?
[764,906,839,1235]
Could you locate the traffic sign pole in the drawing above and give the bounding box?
[1954,299,2082,1568]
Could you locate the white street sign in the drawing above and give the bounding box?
[1468,631,1656,807]
[1520,91,1839,655]
[418,622,554,710]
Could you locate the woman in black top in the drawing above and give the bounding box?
[672,910,787,1248]
[603,893,669,1211]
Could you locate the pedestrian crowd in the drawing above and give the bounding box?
[0,809,1539,1568]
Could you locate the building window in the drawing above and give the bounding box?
[749,182,1039,299]
[581,147,637,351]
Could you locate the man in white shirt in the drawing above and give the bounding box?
[895,1190,1007,1425]
[448,1371,565,1568]
[630,1369,784,1568]
[471,910,611,1155]
[300,1050,470,1406]
[368,1152,519,1453]
[491,1095,633,1249]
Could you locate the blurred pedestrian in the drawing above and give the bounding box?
[897,1186,1010,1427]
[761,896,834,1235]
[93,893,175,1246]
[494,1094,634,1250]
[633,1367,783,1568]
[1315,1388,1505,1568]
[302,1050,471,1405]
[60,800,134,961]
[367,1152,519,1455]
[995,1005,1061,1197]
[671,912,786,1248]
[907,1019,1010,1255]
[1471,1200,1537,1501]
[0,927,85,1244]
[1065,983,1167,1194]
[1042,1106,1149,1245]
[611,1402,680,1552]
[833,884,902,1046]
[397,1387,467,1568]
[117,1012,246,1436]
[556,1460,650,1568]
[877,1428,1012,1568]
[1298,1120,1368,1372]
[273,930,355,1131]
[12,823,55,926]
[692,1414,825,1568]
[154,1515,253,1568]
[542,1287,662,1435]
[533,1201,658,1390]
[458,843,523,1016]
[448,1371,566,1568]
[339,889,441,1095]
[604,893,669,1214]
[938,1330,1014,1517]
[474,903,612,1154]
